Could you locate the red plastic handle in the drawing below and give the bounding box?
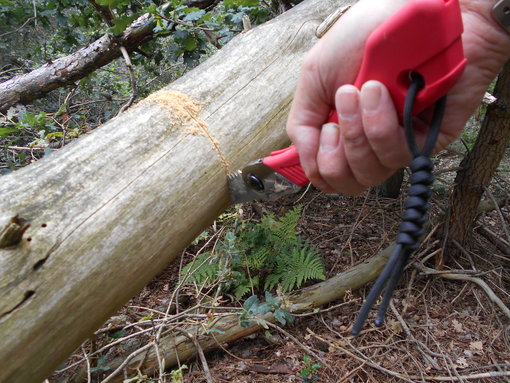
[263,0,467,186]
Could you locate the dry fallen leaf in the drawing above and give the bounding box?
[455,357,469,369]
[452,319,464,333]
[469,341,484,352]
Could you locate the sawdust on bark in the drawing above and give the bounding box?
[143,90,231,172]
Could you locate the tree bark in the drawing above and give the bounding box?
[375,169,404,199]
[0,1,353,382]
[0,14,155,113]
[445,61,510,258]
[0,0,217,113]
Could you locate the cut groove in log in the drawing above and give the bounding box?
[0,1,355,382]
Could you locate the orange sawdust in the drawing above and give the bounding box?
[143,90,230,171]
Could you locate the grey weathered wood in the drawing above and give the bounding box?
[0,0,354,382]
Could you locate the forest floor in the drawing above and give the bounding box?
[50,144,510,383]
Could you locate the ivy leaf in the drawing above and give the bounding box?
[243,295,260,311]
[274,309,286,325]
[205,328,225,334]
[108,328,126,338]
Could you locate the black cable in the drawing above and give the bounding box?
[351,73,447,335]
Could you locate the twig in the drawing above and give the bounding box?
[475,226,510,257]
[415,263,510,320]
[307,327,416,383]
[315,6,350,38]
[294,182,312,204]
[0,16,35,38]
[7,145,45,150]
[174,327,214,383]
[389,302,441,371]
[100,342,155,383]
[57,325,164,374]
[422,371,510,381]
[262,320,332,374]
[117,46,137,115]
[82,346,92,383]
[483,186,510,244]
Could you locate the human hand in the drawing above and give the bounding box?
[286,0,510,195]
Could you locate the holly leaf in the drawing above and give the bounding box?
[183,9,205,22]
[183,35,197,51]
[109,14,137,35]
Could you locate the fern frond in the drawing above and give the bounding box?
[264,241,326,292]
[180,252,220,286]
[233,275,259,301]
[264,273,281,291]
[268,205,302,250]
[246,248,270,270]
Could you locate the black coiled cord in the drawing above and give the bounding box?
[351,74,447,335]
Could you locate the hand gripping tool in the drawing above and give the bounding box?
[228,0,467,333]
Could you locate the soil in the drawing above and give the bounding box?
[49,148,510,383]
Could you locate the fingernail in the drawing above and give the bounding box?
[319,123,340,152]
[338,87,359,120]
[361,81,382,112]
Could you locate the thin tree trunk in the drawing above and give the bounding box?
[445,61,510,258]
[0,1,353,382]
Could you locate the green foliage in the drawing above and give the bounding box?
[300,354,322,383]
[180,206,326,301]
[170,364,188,383]
[461,125,479,151]
[239,291,294,328]
[264,241,326,292]
[90,355,110,373]
[238,205,326,292]
[180,252,221,286]
[0,105,82,170]
[124,375,156,383]
[108,328,126,338]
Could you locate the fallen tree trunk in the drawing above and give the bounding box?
[0,1,354,382]
[98,243,394,382]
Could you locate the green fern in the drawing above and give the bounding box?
[260,205,301,251]
[233,275,259,301]
[245,247,270,270]
[180,252,219,286]
[181,205,326,300]
[264,241,326,292]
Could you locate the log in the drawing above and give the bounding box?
[90,243,395,382]
[0,1,354,382]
